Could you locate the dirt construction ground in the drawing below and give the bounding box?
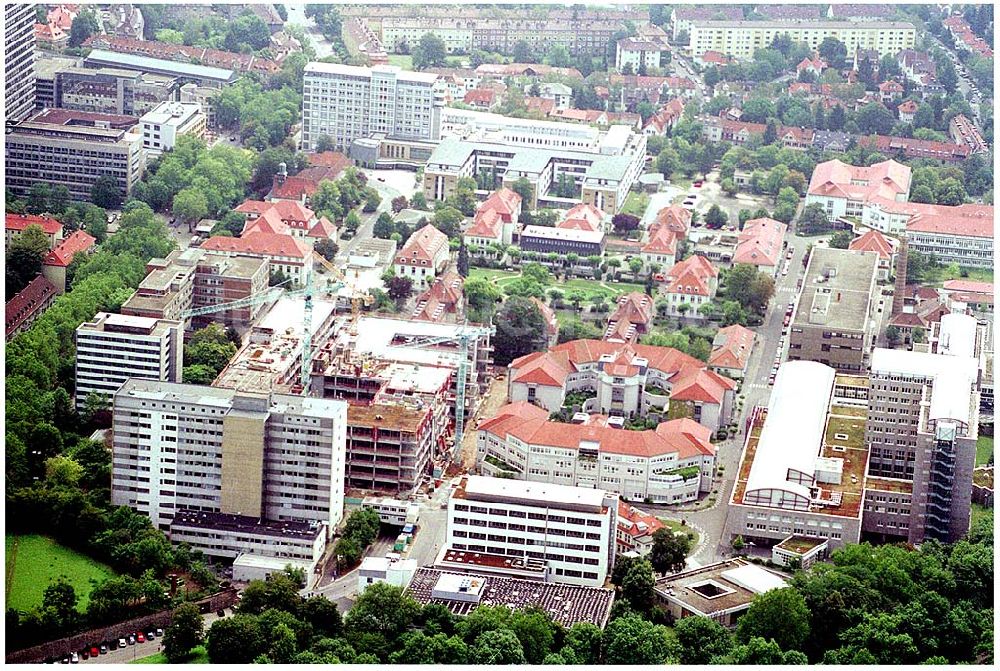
[458,372,509,470]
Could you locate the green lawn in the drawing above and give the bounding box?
[468,268,645,305]
[657,518,699,555]
[971,503,992,533]
[131,646,210,664]
[5,535,115,612]
[923,265,994,286]
[622,192,650,217]
[976,436,993,466]
[386,54,413,69]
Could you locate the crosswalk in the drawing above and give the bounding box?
[744,382,771,391]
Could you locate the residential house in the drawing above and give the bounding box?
[660,254,719,319]
[849,229,896,280]
[235,200,337,242]
[616,501,666,556]
[708,325,756,380]
[394,224,451,289]
[643,98,685,136]
[6,275,58,338]
[537,82,573,110]
[877,80,904,104]
[463,88,499,111]
[200,232,314,285]
[797,55,827,77]
[897,99,919,124]
[604,292,654,344]
[734,218,787,276]
[6,213,64,247]
[695,50,731,67]
[42,230,96,294]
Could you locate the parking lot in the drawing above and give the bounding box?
[73,610,231,664]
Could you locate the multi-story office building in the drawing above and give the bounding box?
[169,510,327,566]
[120,247,269,329]
[423,131,646,214]
[447,475,617,587]
[75,313,184,411]
[301,63,444,152]
[83,49,239,88]
[725,361,870,551]
[139,101,207,155]
[865,346,980,544]
[111,380,348,544]
[347,404,436,493]
[478,402,717,504]
[54,67,178,116]
[5,3,37,123]
[5,109,145,201]
[689,20,916,61]
[788,248,880,374]
[34,55,78,110]
[904,204,995,270]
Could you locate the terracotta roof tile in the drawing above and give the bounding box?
[43,230,95,267]
[6,213,63,236]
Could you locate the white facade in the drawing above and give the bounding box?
[301,62,445,151]
[139,101,206,155]
[74,313,183,411]
[689,21,916,61]
[906,227,994,269]
[358,556,418,593]
[615,39,662,72]
[447,475,617,587]
[111,380,347,544]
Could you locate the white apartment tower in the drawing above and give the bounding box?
[301,63,444,151]
[112,379,348,543]
[447,475,617,587]
[74,313,184,411]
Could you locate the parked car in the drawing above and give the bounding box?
[156,628,164,637]
[146,631,156,641]
[693,180,703,188]
[127,635,136,646]
[100,644,108,655]
[119,638,128,648]
[137,632,145,644]
[90,647,99,657]
[70,653,79,664]
[217,609,226,617]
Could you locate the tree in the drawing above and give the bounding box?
[172,188,209,229]
[464,277,502,315]
[736,587,811,652]
[562,622,603,664]
[763,118,778,145]
[719,636,807,664]
[704,204,729,228]
[345,583,421,642]
[471,628,526,664]
[509,607,559,663]
[493,297,548,366]
[512,40,534,63]
[828,104,846,131]
[603,615,679,664]
[457,242,470,277]
[611,213,640,233]
[829,230,853,249]
[69,8,100,47]
[90,175,123,209]
[676,615,734,664]
[886,325,901,346]
[41,577,79,632]
[373,212,395,239]
[619,558,656,613]
[724,264,774,316]
[163,602,204,662]
[6,224,51,295]
[314,238,339,262]
[510,177,533,204]
[207,614,266,663]
[386,275,414,305]
[649,527,690,574]
[344,210,362,235]
[391,195,408,213]
[655,147,680,178]
[432,207,463,238]
[818,37,847,69]
[236,574,302,616]
[797,202,832,235]
[412,33,448,70]
[224,14,271,52]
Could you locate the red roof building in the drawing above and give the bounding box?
[6,213,64,247]
[660,255,719,318]
[41,230,96,294]
[236,199,337,241]
[604,292,654,344]
[616,501,666,555]
[643,97,685,135]
[530,297,560,347]
[394,224,451,288]
[508,339,736,433]
[463,88,498,110]
[411,271,464,322]
[734,218,787,274]
[83,34,279,74]
[559,203,605,232]
[6,275,58,338]
[708,325,756,379]
[200,231,313,284]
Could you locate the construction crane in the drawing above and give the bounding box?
[180,269,342,392]
[312,251,373,314]
[392,322,495,461]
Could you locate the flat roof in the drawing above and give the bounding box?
[85,49,236,82]
[233,554,316,570]
[689,20,915,29]
[654,559,787,616]
[339,316,489,369]
[347,402,430,431]
[455,475,609,511]
[140,101,203,125]
[171,509,324,540]
[521,225,605,244]
[35,55,79,79]
[305,61,439,84]
[407,567,615,627]
[871,347,978,426]
[794,247,878,332]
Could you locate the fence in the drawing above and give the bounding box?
[5,589,237,664]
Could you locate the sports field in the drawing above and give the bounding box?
[5,534,115,612]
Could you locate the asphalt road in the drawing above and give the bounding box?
[335,170,405,262]
[284,4,336,59]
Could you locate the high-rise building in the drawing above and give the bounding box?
[75,313,184,411]
[446,475,617,587]
[301,63,444,152]
[112,380,348,546]
[865,346,980,544]
[5,3,37,123]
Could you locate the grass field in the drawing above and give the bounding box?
[5,535,115,612]
[386,54,413,69]
[923,265,994,286]
[971,503,992,532]
[131,646,210,664]
[622,192,650,217]
[976,436,993,466]
[468,268,645,305]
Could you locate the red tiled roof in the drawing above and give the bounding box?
[242,208,290,236]
[734,218,787,267]
[479,188,521,222]
[807,159,911,201]
[905,203,994,238]
[642,226,677,256]
[463,88,496,105]
[47,5,76,30]
[663,254,717,296]
[849,229,894,259]
[35,22,67,41]
[308,151,351,170]
[857,135,970,160]
[308,216,337,239]
[201,231,311,258]
[530,297,559,339]
[6,275,58,337]
[524,96,556,115]
[708,324,756,371]
[942,279,993,295]
[480,402,716,460]
[699,50,729,65]
[83,34,279,73]
[606,292,654,332]
[6,213,63,236]
[559,203,604,232]
[466,207,503,240]
[43,230,95,267]
[269,176,320,201]
[395,224,450,267]
[617,501,665,540]
[654,205,691,236]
